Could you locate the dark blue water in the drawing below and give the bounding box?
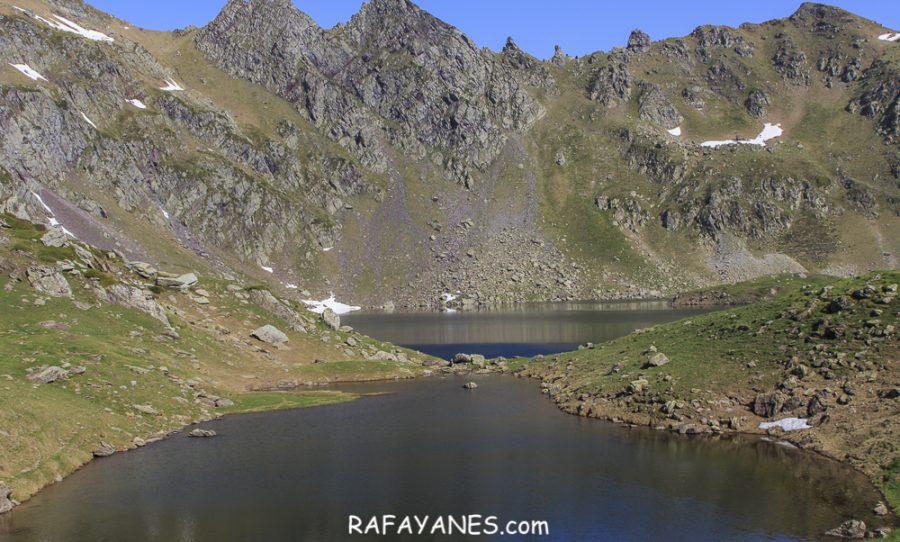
[0,376,882,542]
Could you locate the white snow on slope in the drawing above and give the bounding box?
[442,292,458,303]
[159,206,170,220]
[80,112,97,129]
[33,14,113,42]
[302,294,361,315]
[700,123,783,148]
[126,99,147,109]
[160,79,184,91]
[261,266,274,273]
[878,32,900,42]
[667,126,682,136]
[9,63,47,81]
[30,190,75,238]
[322,247,333,252]
[759,417,811,432]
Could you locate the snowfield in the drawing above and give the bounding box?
[32,13,114,42]
[758,417,811,432]
[9,63,47,81]
[126,99,147,109]
[667,126,682,136]
[700,123,783,148]
[302,295,361,315]
[878,32,900,42]
[160,79,184,91]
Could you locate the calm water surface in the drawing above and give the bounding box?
[0,304,884,541]
[344,300,708,359]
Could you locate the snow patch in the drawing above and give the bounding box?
[80,111,97,129]
[159,206,170,220]
[33,14,113,42]
[441,292,458,303]
[667,126,682,137]
[878,32,900,42]
[260,266,274,273]
[759,417,811,432]
[9,63,47,81]
[285,283,298,290]
[126,99,147,109]
[30,190,75,238]
[160,79,183,91]
[302,294,361,315]
[322,246,333,252]
[700,123,783,148]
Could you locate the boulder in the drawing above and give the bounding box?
[26,266,72,298]
[215,398,235,408]
[322,308,340,331]
[873,502,888,516]
[127,261,158,280]
[156,272,198,289]
[132,404,159,416]
[753,392,785,418]
[40,227,68,248]
[824,520,866,539]
[28,366,69,384]
[104,284,170,327]
[463,382,478,390]
[370,350,399,361]
[251,324,288,344]
[451,353,486,366]
[189,428,217,438]
[627,379,649,394]
[627,29,652,53]
[646,352,670,367]
[0,482,14,514]
[93,442,116,457]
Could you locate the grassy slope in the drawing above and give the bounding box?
[512,271,898,523]
[0,215,432,503]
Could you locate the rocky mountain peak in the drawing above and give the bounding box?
[197,0,349,77]
[627,29,652,53]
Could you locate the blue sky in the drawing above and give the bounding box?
[86,1,899,59]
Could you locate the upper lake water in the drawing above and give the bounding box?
[0,303,884,541]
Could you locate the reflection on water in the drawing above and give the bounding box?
[0,376,882,542]
[344,301,709,359]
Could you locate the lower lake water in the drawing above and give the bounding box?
[0,303,884,541]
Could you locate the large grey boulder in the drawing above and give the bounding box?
[248,289,308,332]
[127,261,158,280]
[26,266,72,298]
[27,366,70,384]
[824,520,866,539]
[646,352,670,368]
[104,284,170,327]
[40,227,68,247]
[251,324,289,344]
[753,392,785,418]
[0,482,14,514]
[156,272,198,289]
[93,442,116,457]
[322,308,340,331]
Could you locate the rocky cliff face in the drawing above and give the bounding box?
[0,0,897,307]
[196,0,543,187]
